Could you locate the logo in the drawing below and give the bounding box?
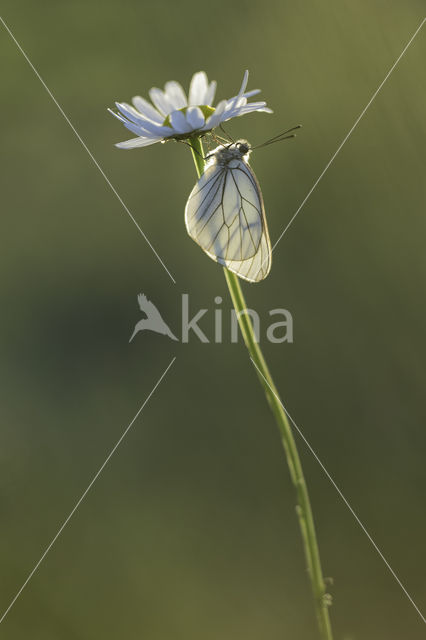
[129,294,178,342]
[129,293,293,344]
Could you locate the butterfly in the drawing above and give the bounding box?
[185,127,299,283]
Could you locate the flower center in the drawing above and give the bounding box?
[162,104,215,128]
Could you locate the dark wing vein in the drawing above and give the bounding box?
[185,158,271,280]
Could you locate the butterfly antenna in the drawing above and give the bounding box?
[259,133,297,146]
[253,125,302,149]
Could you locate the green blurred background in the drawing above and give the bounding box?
[1,1,425,638]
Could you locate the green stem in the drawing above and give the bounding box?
[188,136,334,640]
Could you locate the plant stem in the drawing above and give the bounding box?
[188,135,334,640]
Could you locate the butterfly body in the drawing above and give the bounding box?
[185,140,271,282]
[211,140,251,164]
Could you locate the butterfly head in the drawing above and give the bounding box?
[234,140,251,156]
[211,139,251,165]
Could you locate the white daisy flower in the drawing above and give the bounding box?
[109,70,273,149]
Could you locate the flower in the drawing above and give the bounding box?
[109,70,272,149]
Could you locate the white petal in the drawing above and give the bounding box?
[223,89,259,110]
[205,81,217,106]
[116,136,163,149]
[122,116,171,137]
[226,104,273,121]
[122,121,145,136]
[203,100,227,129]
[108,107,128,123]
[149,88,174,116]
[121,120,158,137]
[236,96,248,109]
[238,106,273,114]
[225,98,272,119]
[215,101,237,120]
[237,70,249,99]
[170,110,193,133]
[116,102,147,125]
[189,71,208,105]
[237,102,271,113]
[110,109,151,133]
[185,106,205,129]
[164,81,187,110]
[131,95,164,123]
[113,111,172,138]
[243,89,261,98]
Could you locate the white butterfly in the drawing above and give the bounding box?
[185,128,299,283]
[185,139,270,283]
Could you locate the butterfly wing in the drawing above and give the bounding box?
[185,158,271,283]
[217,222,271,282]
